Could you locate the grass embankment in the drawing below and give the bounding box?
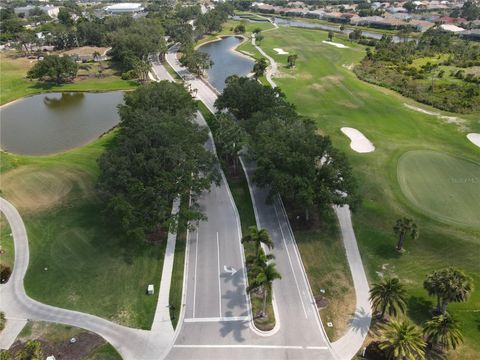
[257,26,479,357]
[196,19,275,47]
[0,213,14,274]
[0,52,137,106]
[0,134,167,329]
[197,102,275,331]
[11,321,121,360]
[169,196,189,329]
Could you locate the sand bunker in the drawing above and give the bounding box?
[467,133,480,148]
[273,48,289,55]
[404,103,465,127]
[341,127,375,153]
[322,40,349,49]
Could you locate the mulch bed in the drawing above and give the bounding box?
[8,331,105,360]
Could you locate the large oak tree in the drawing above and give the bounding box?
[97,82,219,241]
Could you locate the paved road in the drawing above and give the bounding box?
[163,40,371,359]
[161,53,336,360]
[165,45,218,113]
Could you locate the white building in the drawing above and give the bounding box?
[104,3,144,14]
[440,24,465,33]
[14,5,59,18]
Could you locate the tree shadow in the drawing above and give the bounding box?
[221,282,248,312]
[374,242,401,260]
[407,296,434,325]
[347,307,372,337]
[219,310,249,342]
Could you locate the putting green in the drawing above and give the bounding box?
[397,150,480,228]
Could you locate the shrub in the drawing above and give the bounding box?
[0,265,11,283]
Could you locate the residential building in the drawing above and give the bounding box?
[14,5,59,18]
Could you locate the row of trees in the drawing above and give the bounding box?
[215,76,359,219]
[368,268,473,359]
[96,82,219,241]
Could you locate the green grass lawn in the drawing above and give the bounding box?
[0,213,14,273]
[0,52,137,106]
[196,19,275,47]
[169,196,189,329]
[0,134,166,329]
[397,150,480,228]
[255,26,480,358]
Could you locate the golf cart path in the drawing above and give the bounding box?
[163,35,371,358]
[0,196,179,359]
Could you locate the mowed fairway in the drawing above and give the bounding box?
[398,151,480,228]
[255,26,480,357]
[0,134,166,329]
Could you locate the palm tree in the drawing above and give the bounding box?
[248,261,281,317]
[369,278,407,320]
[439,268,472,315]
[92,50,101,61]
[242,226,274,257]
[378,319,426,360]
[424,267,473,316]
[287,54,298,68]
[253,58,268,80]
[393,217,418,251]
[423,270,443,313]
[246,247,275,271]
[424,313,463,351]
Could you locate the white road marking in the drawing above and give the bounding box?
[216,231,222,317]
[306,346,329,350]
[193,230,199,318]
[277,196,329,340]
[173,345,306,350]
[273,200,308,318]
[223,265,237,275]
[184,316,249,323]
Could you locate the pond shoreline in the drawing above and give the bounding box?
[1,91,124,156]
[197,35,255,92]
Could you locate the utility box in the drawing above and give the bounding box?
[147,284,154,295]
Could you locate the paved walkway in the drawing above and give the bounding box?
[251,20,279,88]
[0,195,180,359]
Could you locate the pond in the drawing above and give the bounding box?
[198,36,254,91]
[0,91,124,155]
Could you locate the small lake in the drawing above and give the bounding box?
[0,91,123,155]
[198,36,254,91]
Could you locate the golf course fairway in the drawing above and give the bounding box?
[245,24,480,358]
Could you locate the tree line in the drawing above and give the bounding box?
[214,76,359,220]
[96,82,219,242]
[353,28,480,113]
[3,2,234,81]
